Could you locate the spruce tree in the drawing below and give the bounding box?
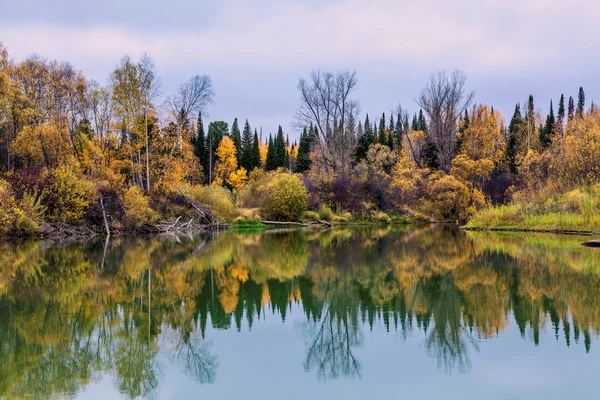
[568,96,575,124]
[540,100,555,148]
[418,110,427,132]
[231,118,242,164]
[240,119,253,171]
[191,111,208,180]
[265,134,276,171]
[355,114,373,163]
[296,127,313,172]
[420,139,439,169]
[251,129,261,170]
[577,87,585,116]
[411,113,418,131]
[378,113,387,147]
[506,104,524,173]
[275,125,288,169]
[394,113,403,150]
[557,94,565,131]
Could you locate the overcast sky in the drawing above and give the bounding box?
[1,0,598,139]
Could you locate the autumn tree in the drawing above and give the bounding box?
[213,136,238,187]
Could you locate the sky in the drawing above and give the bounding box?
[1,0,599,140]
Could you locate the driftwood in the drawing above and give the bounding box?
[40,223,97,238]
[261,220,332,227]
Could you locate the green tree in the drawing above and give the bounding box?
[540,100,555,148]
[251,129,261,170]
[231,118,241,164]
[240,119,254,171]
[266,134,276,171]
[506,104,524,173]
[296,127,313,172]
[577,87,585,116]
[557,94,565,133]
[191,111,208,181]
[568,96,575,124]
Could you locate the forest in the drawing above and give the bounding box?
[1,42,599,236]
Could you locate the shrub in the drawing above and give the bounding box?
[181,184,238,222]
[45,166,96,224]
[317,204,334,221]
[261,173,308,221]
[123,186,158,223]
[0,180,16,234]
[303,210,319,221]
[370,210,391,225]
[237,169,270,209]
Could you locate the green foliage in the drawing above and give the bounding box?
[370,210,391,225]
[317,204,334,221]
[303,210,319,221]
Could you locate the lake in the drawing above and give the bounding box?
[1,225,599,399]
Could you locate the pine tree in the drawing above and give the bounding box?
[275,125,288,169]
[577,87,585,116]
[296,127,313,172]
[378,113,387,146]
[420,139,439,169]
[251,129,261,170]
[416,110,425,132]
[567,96,575,124]
[240,119,253,171]
[394,113,403,150]
[265,134,276,171]
[191,111,208,180]
[411,113,418,131]
[557,94,565,132]
[231,118,242,164]
[525,95,535,152]
[355,114,373,163]
[540,100,555,148]
[506,104,524,174]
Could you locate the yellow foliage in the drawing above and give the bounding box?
[213,136,238,187]
[123,186,157,223]
[11,123,73,169]
[227,167,248,190]
[261,172,308,221]
[458,105,506,165]
[47,166,96,224]
[181,184,238,222]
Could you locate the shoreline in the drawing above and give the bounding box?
[461,225,599,236]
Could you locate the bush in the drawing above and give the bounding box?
[0,180,16,235]
[123,186,158,223]
[181,184,238,222]
[261,173,308,221]
[370,210,391,225]
[45,166,96,224]
[303,210,319,221]
[317,204,334,221]
[236,169,270,209]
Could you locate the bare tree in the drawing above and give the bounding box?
[417,70,474,172]
[170,75,214,121]
[296,70,359,173]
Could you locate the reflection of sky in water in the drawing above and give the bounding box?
[2,227,600,399]
[79,305,598,400]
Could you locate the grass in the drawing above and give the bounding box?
[466,187,600,234]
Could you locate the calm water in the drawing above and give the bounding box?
[1,226,600,399]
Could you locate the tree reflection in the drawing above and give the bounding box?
[1,227,600,397]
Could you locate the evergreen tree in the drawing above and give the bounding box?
[525,95,535,152]
[557,94,565,133]
[251,129,261,170]
[394,113,403,150]
[417,109,427,132]
[506,104,524,173]
[568,96,575,124]
[207,121,229,182]
[296,127,313,172]
[191,111,208,180]
[240,119,253,171]
[355,114,373,163]
[231,118,242,164]
[378,113,387,147]
[577,87,585,116]
[420,139,439,169]
[455,109,469,154]
[265,134,276,171]
[540,100,555,148]
[411,113,418,131]
[275,125,289,169]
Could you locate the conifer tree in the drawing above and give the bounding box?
[525,95,535,152]
[266,134,276,171]
[275,125,288,169]
[231,118,241,164]
[355,114,373,163]
[540,100,555,148]
[420,139,439,169]
[411,113,418,131]
[394,114,403,150]
[567,96,575,124]
[577,87,585,116]
[191,111,208,180]
[506,104,524,173]
[240,119,253,171]
[557,94,565,133]
[378,113,387,147]
[251,129,261,170]
[296,127,313,172]
[417,109,427,132]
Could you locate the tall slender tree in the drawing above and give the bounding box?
[240,119,253,171]
[506,104,524,174]
[231,118,241,164]
[191,111,208,181]
[540,100,555,148]
[577,87,585,116]
[557,94,565,135]
[251,129,261,170]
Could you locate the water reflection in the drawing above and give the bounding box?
[0,226,599,398]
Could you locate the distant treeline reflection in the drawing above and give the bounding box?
[0,226,599,398]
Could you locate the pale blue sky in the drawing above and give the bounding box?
[1,0,599,138]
